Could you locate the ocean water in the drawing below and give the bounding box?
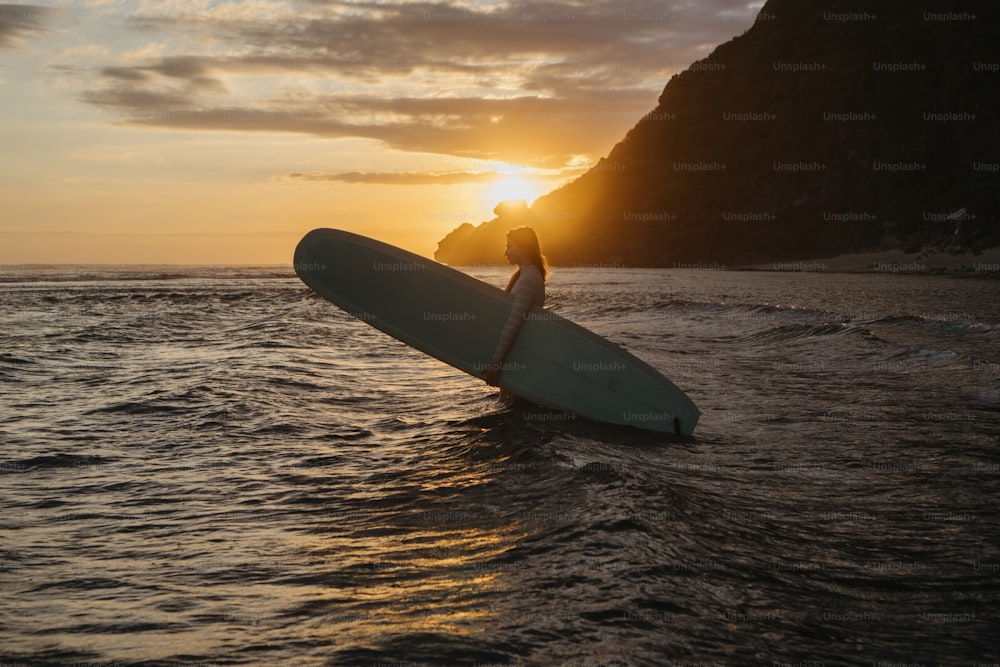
[1,265,999,667]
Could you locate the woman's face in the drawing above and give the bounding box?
[505,239,524,265]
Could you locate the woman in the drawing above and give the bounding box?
[483,227,548,395]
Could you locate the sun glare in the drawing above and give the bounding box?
[489,176,543,206]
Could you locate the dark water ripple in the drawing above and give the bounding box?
[1,269,999,666]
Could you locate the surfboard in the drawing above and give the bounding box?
[294,228,700,435]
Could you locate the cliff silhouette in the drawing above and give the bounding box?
[436,0,999,267]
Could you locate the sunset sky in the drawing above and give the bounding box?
[0,0,761,264]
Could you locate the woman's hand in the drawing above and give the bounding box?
[482,362,501,386]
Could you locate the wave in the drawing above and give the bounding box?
[0,353,37,365]
[881,346,961,362]
[5,453,117,473]
[85,400,191,415]
[871,314,998,335]
[733,322,883,344]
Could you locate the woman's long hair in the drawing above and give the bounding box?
[504,226,549,291]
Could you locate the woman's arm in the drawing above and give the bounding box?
[484,269,543,385]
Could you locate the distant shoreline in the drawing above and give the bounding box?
[735,247,1000,277]
[531,247,1000,277]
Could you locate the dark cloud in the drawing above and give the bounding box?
[79,0,762,166]
[101,66,152,82]
[82,86,197,113]
[99,60,226,91]
[0,4,60,49]
[121,0,752,85]
[84,89,650,166]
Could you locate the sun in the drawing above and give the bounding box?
[489,175,544,207]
